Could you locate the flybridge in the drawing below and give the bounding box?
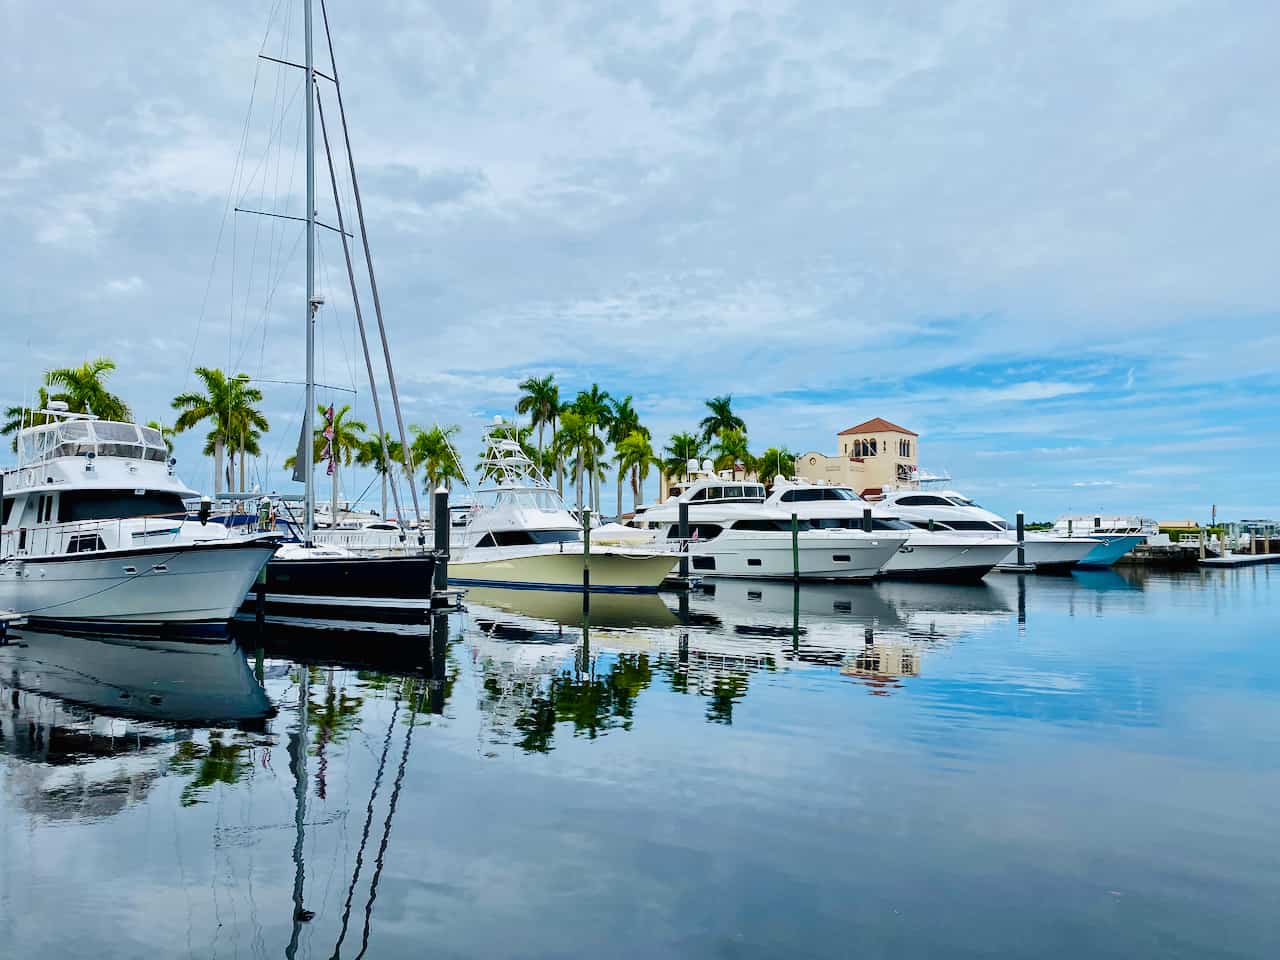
[13,419,170,469]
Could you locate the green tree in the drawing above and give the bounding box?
[662,432,704,489]
[285,403,367,521]
[698,394,746,446]
[607,395,642,519]
[713,427,754,475]
[514,374,559,466]
[45,357,132,422]
[616,430,657,513]
[356,432,404,519]
[173,368,269,495]
[410,423,464,526]
[755,446,797,485]
[572,384,612,512]
[553,411,596,513]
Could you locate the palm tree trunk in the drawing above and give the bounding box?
[380,472,388,519]
[631,467,641,509]
[575,456,584,514]
[214,438,224,496]
[616,473,623,521]
[239,429,246,493]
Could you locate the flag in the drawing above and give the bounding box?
[291,419,308,483]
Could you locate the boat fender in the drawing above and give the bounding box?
[199,496,212,526]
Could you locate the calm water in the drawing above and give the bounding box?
[1,568,1277,958]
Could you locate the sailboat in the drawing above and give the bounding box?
[247,0,439,625]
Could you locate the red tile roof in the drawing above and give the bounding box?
[838,417,917,437]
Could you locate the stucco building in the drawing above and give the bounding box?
[793,417,918,497]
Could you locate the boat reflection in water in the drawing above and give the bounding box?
[0,628,274,820]
[460,578,1023,748]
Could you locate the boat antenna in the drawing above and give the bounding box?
[319,0,426,545]
[301,0,318,547]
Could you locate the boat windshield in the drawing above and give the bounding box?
[18,420,168,464]
[947,496,983,508]
[477,487,567,513]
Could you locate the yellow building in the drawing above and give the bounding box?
[793,417,918,497]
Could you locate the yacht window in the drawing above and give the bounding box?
[667,523,723,541]
[896,495,956,507]
[825,488,860,501]
[732,519,810,532]
[947,496,982,508]
[874,518,912,531]
[58,490,187,523]
[942,520,1005,531]
[67,534,106,554]
[1,497,12,524]
[708,487,724,501]
[691,556,716,571]
[686,489,707,502]
[474,533,497,547]
[92,421,144,459]
[750,485,766,499]
[780,488,825,503]
[726,485,744,499]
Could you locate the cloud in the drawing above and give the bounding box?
[104,276,145,295]
[1,0,1277,520]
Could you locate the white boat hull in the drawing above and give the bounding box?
[1001,536,1100,571]
[0,541,276,629]
[881,535,1014,580]
[449,544,677,592]
[684,532,905,580]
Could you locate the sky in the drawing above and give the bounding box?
[2,0,1278,521]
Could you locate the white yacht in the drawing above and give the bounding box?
[448,429,678,593]
[766,478,1014,581]
[625,464,907,580]
[0,408,277,632]
[876,488,1099,572]
[1051,515,1152,568]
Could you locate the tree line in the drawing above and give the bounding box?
[2,359,798,519]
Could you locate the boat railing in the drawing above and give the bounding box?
[0,511,190,559]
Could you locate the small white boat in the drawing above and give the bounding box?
[448,428,678,593]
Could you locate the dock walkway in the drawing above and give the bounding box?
[1200,554,1280,568]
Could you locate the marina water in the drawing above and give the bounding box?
[1,567,1276,957]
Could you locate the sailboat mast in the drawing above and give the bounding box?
[302,0,317,544]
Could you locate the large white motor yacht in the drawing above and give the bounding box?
[449,429,678,593]
[1050,515,1153,568]
[766,478,1014,581]
[0,408,276,632]
[626,464,907,580]
[876,488,1099,572]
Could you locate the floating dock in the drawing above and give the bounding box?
[1200,553,1280,568]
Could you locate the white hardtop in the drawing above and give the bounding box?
[462,424,582,542]
[4,412,194,499]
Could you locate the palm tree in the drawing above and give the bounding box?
[409,424,464,527]
[515,374,559,465]
[756,446,797,485]
[607,396,642,520]
[145,420,176,456]
[699,394,746,446]
[2,387,50,452]
[356,432,403,519]
[573,385,612,511]
[45,357,131,422]
[662,432,703,493]
[554,411,595,514]
[173,367,269,495]
[616,431,657,513]
[285,404,367,520]
[713,427,754,476]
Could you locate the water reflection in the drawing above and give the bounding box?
[4,572,1275,958]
